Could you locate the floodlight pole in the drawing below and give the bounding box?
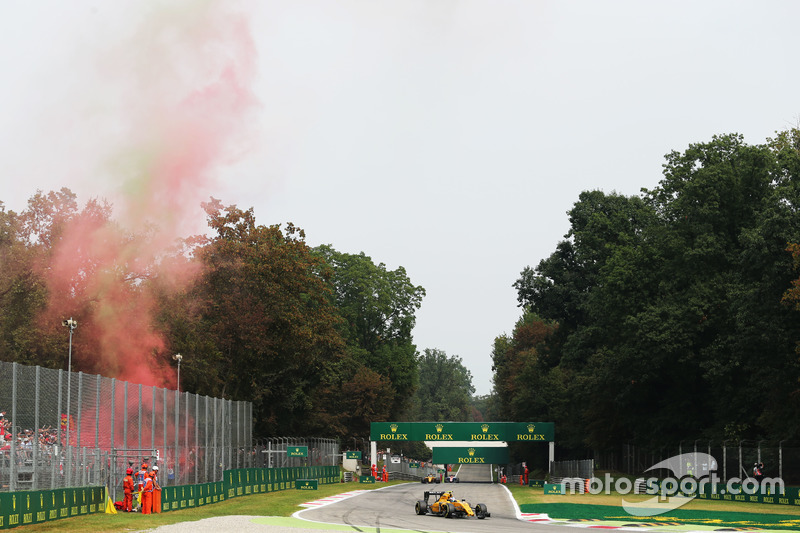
[173,354,183,392]
[63,318,77,470]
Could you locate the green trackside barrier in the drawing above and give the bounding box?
[543,483,563,494]
[296,479,318,490]
[219,467,337,505]
[529,479,545,487]
[645,480,800,507]
[163,482,225,512]
[0,486,104,530]
[0,467,339,529]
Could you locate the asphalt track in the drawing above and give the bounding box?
[143,483,793,533]
[294,482,550,533]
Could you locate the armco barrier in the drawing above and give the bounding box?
[0,486,104,530]
[0,466,339,529]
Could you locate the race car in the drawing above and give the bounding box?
[443,474,459,483]
[421,473,440,484]
[414,490,489,519]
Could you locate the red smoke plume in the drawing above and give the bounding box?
[40,1,258,388]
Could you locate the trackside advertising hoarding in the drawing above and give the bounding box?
[0,487,104,530]
[370,422,554,442]
[0,466,339,530]
[432,447,510,464]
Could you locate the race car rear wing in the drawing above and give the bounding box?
[423,491,445,501]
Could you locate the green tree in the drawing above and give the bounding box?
[313,245,425,418]
[508,131,800,452]
[411,348,475,421]
[167,200,350,436]
[0,190,125,372]
[0,200,54,366]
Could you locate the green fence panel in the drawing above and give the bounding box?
[151,467,337,518]
[249,470,256,494]
[0,486,103,530]
[163,484,199,511]
[236,469,242,493]
[224,469,236,499]
[245,469,253,495]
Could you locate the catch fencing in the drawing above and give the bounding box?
[598,442,800,484]
[250,438,340,469]
[385,458,440,481]
[551,459,594,480]
[0,361,252,495]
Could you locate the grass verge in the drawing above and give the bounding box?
[506,484,800,530]
[13,481,402,533]
[13,480,800,532]
[506,483,800,515]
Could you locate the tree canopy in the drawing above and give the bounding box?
[312,244,426,419]
[0,193,428,440]
[411,348,475,422]
[506,131,800,451]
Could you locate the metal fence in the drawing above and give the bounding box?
[598,442,800,484]
[0,361,252,494]
[552,459,594,479]
[385,458,439,481]
[250,438,340,469]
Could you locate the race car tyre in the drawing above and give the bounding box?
[415,500,427,515]
[455,478,459,483]
[475,503,489,519]
[434,478,440,483]
[421,478,427,484]
[445,503,455,518]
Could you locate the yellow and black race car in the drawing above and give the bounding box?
[414,491,490,519]
[421,473,440,484]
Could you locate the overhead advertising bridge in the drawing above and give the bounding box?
[370,421,555,479]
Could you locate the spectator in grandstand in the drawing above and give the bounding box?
[754,462,764,483]
[21,429,33,450]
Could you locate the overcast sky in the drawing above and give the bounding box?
[2,1,799,395]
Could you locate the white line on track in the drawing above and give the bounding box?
[298,489,370,508]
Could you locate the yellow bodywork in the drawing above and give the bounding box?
[428,491,475,517]
[416,490,489,519]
